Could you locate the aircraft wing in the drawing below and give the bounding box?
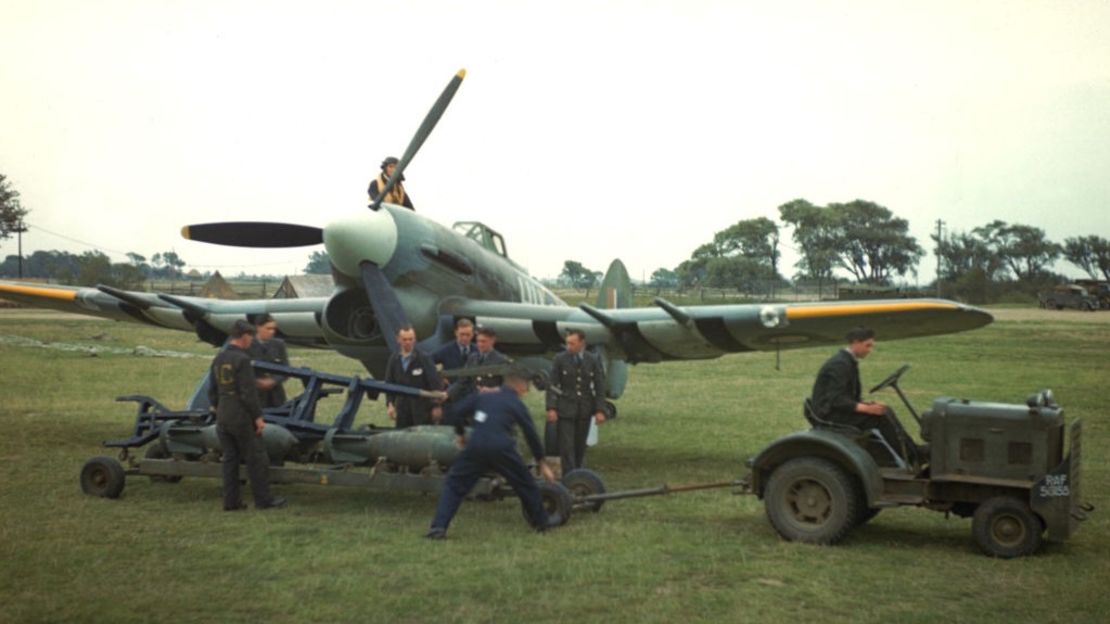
[438,296,993,363]
[0,280,328,348]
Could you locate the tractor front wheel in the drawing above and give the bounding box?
[972,496,1043,558]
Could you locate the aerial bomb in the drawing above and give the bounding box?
[158,421,299,463]
[326,425,461,469]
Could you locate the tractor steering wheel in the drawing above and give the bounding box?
[869,364,911,394]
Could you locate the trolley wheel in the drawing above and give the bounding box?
[563,468,607,513]
[80,456,126,499]
[764,457,859,545]
[144,444,183,483]
[972,496,1043,558]
[533,481,573,527]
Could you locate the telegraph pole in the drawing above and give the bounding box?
[934,219,945,297]
[14,219,28,279]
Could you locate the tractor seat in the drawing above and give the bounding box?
[803,398,910,470]
[803,398,863,435]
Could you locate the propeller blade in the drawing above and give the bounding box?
[370,68,466,211]
[181,222,323,248]
[358,260,410,354]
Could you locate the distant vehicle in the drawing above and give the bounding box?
[1038,284,1098,311]
[1073,279,1110,310]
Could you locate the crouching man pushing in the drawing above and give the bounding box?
[425,366,558,539]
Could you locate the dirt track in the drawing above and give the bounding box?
[988,308,1110,323]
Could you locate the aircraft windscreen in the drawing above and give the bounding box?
[452,221,508,258]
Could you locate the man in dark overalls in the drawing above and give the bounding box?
[249,313,290,408]
[207,320,287,511]
[425,367,557,540]
[545,329,606,472]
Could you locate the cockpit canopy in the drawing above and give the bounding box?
[452,221,508,258]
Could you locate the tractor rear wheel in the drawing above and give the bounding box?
[765,457,859,544]
[972,496,1043,558]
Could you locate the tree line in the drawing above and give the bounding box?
[0,249,192,289]
[563,199,1110,304]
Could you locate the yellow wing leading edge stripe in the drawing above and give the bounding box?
[0,284,78,302]
[785,301,959,320]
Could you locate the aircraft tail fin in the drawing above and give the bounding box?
[595,259,631,402]
[596,259,633,310]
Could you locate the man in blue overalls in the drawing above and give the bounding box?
[425,366,557,539]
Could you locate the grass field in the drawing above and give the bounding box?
[0,308,1106,623]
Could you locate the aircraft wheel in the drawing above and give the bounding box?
[144,445,183,483]
[563,468,607,513]
[532,481,573,527]
[972,496,1043,558]
[80,456,126,499]
[765,457,859,545]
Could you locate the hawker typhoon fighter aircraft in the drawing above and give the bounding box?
[0,69,993,407]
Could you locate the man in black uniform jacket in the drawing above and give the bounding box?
[432,318,475,387]
[249,314,290,408]
[425,367,557,540]
[207,320,287,511]
[545,329,606,472]
[811,326,921,465]
[384,325,443,428]
[447,326,509,401]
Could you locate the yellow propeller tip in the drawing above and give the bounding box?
[180,226,191,239]
[456,68,467,79]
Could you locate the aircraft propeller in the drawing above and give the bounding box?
[180,69,468,354]
[180,221,323,248]
[369,68,466,211]
[358,261,410,352]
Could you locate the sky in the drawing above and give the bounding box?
[1,0,1108,284]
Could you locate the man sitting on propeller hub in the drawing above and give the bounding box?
[368,156,415,210]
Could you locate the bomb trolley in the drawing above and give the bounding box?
[79,361,575,518]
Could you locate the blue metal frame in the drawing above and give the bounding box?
[104,361,434,449]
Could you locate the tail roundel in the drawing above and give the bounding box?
[596,259,631,401]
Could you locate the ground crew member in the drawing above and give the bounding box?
[206,319,287,511]
[432,318,476,387]
[249,313,290,408]
[367,156,415,209]
[447,326,509,401]
[425,367,557,540]
[546,329,606,472]
[384,325,443,427]
[811,326,924,465]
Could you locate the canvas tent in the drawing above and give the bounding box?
[272,274,334,299]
